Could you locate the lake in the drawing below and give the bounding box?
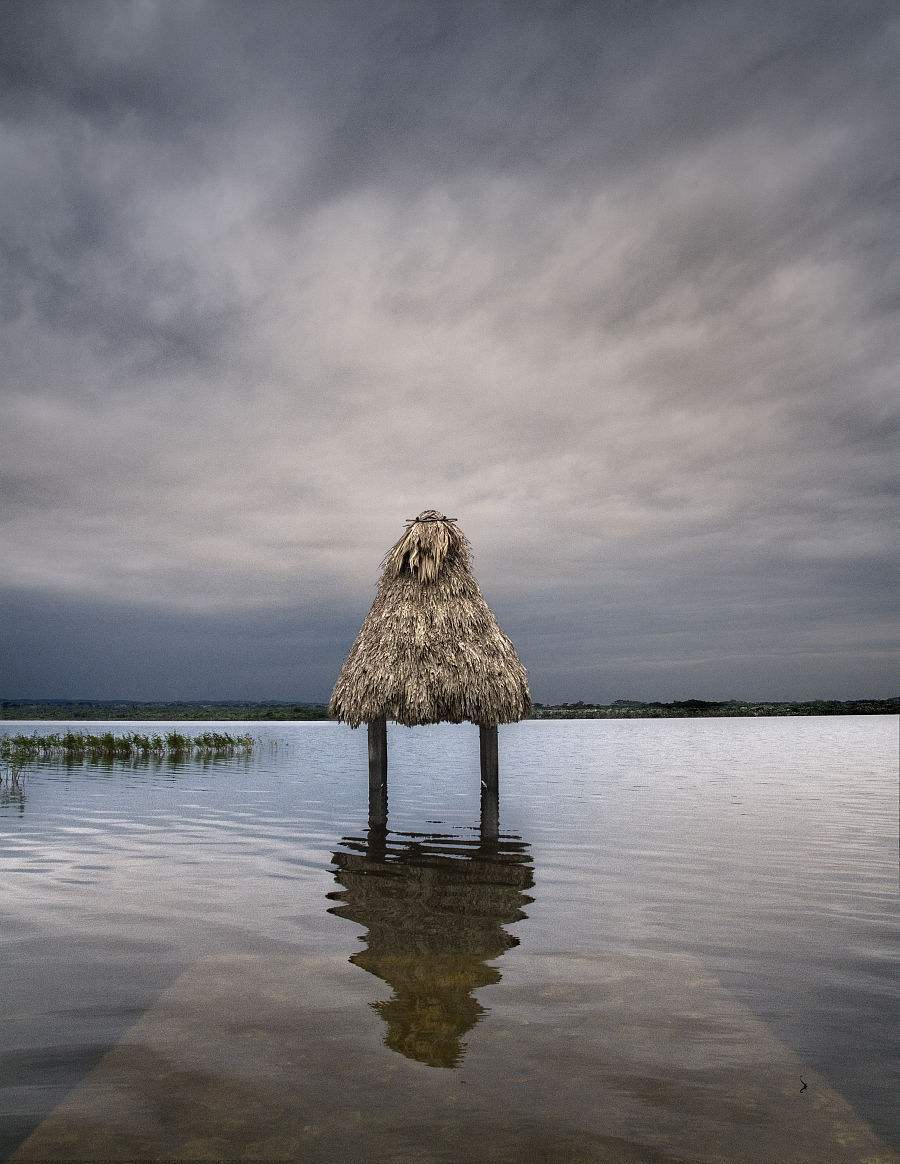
[1,716,897,1162]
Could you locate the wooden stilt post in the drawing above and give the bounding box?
[479,723,499,840]
[367,717,388,827]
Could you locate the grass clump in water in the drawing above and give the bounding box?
[0,730,254,771]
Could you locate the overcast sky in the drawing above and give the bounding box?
[1,0,897,703]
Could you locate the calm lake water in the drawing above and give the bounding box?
[1,716,897,1162]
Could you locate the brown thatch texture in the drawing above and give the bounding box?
[329,510,531,727]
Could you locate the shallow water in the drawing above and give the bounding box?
[0,716,896,1161]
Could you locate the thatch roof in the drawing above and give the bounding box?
[329,510,531,727]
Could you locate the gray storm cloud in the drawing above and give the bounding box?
[1,0,897,700]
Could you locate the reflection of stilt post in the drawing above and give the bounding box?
[369,782,388,834]
[368,717,388,827]
[479,724,499,840]
[366,816,388,862]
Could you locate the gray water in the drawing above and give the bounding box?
[0,716,897,1161]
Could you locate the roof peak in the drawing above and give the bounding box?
[406,509,457,524]
[387,511,467,585]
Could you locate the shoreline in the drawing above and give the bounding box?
[1,697,897,722]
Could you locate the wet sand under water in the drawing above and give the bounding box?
[11,950,895,1164]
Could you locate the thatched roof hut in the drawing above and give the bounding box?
[329,510,531,729]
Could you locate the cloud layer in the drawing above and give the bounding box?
[1,0,897,700]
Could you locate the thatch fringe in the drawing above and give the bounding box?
[329,511,531,727]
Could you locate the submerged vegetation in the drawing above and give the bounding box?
[0,730,254,774]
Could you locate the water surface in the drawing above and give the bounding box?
[1,716,896,1161]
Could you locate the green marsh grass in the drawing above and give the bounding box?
[0,730,254,778]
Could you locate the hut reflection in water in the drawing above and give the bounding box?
[327,790,533,1069]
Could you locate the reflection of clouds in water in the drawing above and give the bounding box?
[328,826,533,1068]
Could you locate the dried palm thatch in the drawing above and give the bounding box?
[329,510,531,727]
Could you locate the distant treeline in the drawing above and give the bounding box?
[530,697,899,718]
[0,700,328,721]
[1,697,897,720]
